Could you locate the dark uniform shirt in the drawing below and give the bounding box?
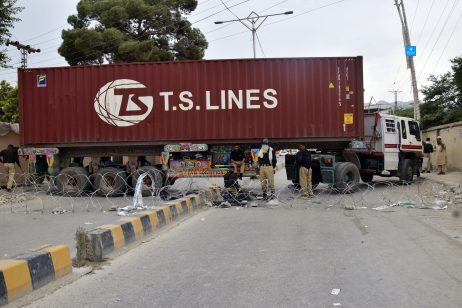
[296,149,312,169]
[0,148,20,165]
[230,149,245,162]
[258,148,277,168]
[423,142,434,154]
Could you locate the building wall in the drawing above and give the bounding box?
[423,121,462,172]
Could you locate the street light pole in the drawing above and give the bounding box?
[215,10,293,58]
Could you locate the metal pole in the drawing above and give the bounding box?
[395,0,420,121]
[215,11,293,58]
[6,39,40,69]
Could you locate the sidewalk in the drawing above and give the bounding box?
[420,171,462,187]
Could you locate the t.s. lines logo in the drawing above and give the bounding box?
[94,79,154,127]
[94,79,279,127]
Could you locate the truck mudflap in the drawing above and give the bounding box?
[285,154,321,186]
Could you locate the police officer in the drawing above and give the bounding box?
[257,139,277,200]
[296,144,313,198]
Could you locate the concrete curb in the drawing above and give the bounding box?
[0,245,71,306]
[83,194,203,262]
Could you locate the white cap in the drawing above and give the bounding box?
[437,136,442,139]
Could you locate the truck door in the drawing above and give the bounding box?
[400,119,422,151]
[383,117,399,170]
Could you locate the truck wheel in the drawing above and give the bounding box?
[56,167,90,196]
[399,159,414,183]
[132,166,164,197]
[164,177,177,186]
[334,162,360,193]
[360,172,374,183]
[95,167,127,197]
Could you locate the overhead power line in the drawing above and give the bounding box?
[215,9,293,58]
[416,0,459,82]
[6,40,41,68]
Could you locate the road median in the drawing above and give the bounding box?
[78,194,203,263]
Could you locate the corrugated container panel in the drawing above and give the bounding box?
[19,57,364,147]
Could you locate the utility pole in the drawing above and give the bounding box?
[388,83,402,111]
[6,39,41,68]
[215,10,293,58]
[394,0,420,121]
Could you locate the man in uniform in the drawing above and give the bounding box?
[423,138,433,173]
[0,144,21,192]
[257,139,277,200]
[296,144,314,198]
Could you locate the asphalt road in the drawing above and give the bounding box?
[26,203,462,308]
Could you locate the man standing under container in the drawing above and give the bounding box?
[0,144,20,192]
[230,145,245,180]
[296,144,314,198]
[258,139,277,200]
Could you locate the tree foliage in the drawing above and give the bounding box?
[420,56,462,128]
[59,0,208,65]
[394,107,414,118]
[0,80,19,123]
[0,0,23,68]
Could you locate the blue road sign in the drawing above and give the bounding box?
[406,46,416,57]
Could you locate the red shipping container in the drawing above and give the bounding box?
[19,57,364,147]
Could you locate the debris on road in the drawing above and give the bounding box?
[331,288,340,295]
[52,207,69,214]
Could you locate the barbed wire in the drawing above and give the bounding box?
[1,169,460,215]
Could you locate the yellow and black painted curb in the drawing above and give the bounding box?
[0,245,71,306]
[85,194,203,262]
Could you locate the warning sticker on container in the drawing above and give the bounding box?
[344,113,353,124]
[37,74,46,87]
[329,82,335,89]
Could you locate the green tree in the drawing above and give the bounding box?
[394,107,414,118]
[59,0,208,65]
[0,80,19,123]
[451,56,462,101]
[420,63,462,128]
[0,0,23,68]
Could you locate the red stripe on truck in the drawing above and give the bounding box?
[401,145,423,150]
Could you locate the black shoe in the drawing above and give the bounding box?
[6,189,11,192]
[262,193,267,200]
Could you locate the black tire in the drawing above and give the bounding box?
[95,167,127,197]
[132,166,164,197]
[399,158,414,183]
[360,171,374,183]
[334,162,360,192]
[164,176,177,186]
[56,167,90,196]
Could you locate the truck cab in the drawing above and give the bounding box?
[358,113,423,181]
[285,113,423,191]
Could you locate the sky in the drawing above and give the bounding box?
[1,0,461,104]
